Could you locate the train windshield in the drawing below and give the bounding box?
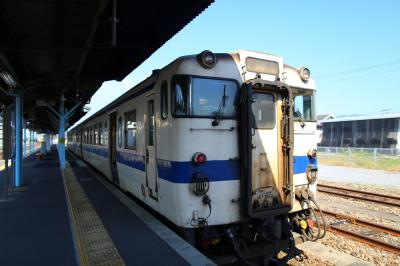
[172,76,238,118]
[292,88,316,121]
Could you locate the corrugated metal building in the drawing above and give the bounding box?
[320,114,400,149]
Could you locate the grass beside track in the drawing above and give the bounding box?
[318,152,400,172]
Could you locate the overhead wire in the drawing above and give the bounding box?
[317,67,400,84]
[315,59,400,79]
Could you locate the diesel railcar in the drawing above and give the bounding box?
[67,50,324,264]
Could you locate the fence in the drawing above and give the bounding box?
[317,146,400,171]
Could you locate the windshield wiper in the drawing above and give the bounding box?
[295,110,306,128]
[212,85,229,126]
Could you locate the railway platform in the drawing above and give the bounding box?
[0,148,214,266]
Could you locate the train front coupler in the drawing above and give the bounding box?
[225,216,295,265]
[291,188,327,241]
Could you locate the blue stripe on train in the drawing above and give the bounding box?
[82,144,108,157]
[80,147,317,182]
[293,156,317,175]
[115,151,240,183]
[117,151,146,171]
[157,159,240,183]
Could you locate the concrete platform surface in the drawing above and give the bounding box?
[0,151,76,266]
[67,152,215,266]
[0,149,215,266]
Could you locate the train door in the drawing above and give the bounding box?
[239,82,293,218]
[145,95,158,200]
[109,112,119,183]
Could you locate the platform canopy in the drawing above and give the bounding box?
[0,0,213,132]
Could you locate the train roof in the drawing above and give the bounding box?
[68,50,316,131]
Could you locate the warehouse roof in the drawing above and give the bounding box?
[320,113,400,123]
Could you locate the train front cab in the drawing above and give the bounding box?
[223,77,294,263]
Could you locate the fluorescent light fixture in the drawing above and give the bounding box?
[0,71,17,88]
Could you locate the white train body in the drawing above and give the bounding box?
[67,50,319,254]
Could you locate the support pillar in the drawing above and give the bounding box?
[23,127,26,158]
[14,91,23,187]
[58,97,66,169]
[46,98,80,169]
[1,105,10,200]
[46,135,51,152]
[30,130,34,154]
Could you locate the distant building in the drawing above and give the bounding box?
[316,114,335,143]
[316,114,335,130]
[319,114,400,149]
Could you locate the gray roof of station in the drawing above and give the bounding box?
[0,0,214,133]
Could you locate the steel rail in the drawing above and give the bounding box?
[318,184,400,201]
[329,225,400,255]
[317,185,400,208]
[321,209,400,237]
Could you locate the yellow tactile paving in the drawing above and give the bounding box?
[62,161,125,266]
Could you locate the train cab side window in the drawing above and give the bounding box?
[125,111,137,149]
[117,116,123,148]
[160,81,168,119]
[99,123,103,145]
[89,127,93,144]
[293,89,315,121]
[172,75,190,116]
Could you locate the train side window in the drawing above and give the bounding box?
[99,123,103,145]
[91,127,94,144]
[94,124,99,145]
[124,110,137,150]
[117,116,123,148]
[160,81,168,119]
[104,123,108,146]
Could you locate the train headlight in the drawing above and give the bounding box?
[197,50,217,69]
[299,67,311,81]
[191,173,210,196]
[306,167,318,185]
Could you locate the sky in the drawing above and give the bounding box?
[76,0,400,125]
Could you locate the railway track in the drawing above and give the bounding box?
[320,209,400,255]
[317,184,400,207]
